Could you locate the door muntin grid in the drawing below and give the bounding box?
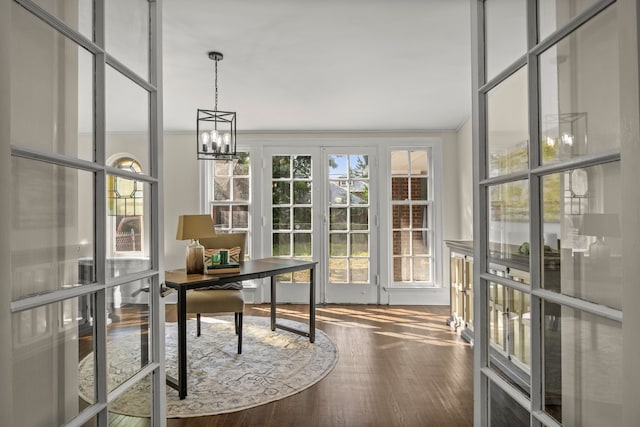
[328,154,370,284]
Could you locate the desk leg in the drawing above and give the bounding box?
[310,266,315,343]
[270,275,276,331]
[177,287,188,399]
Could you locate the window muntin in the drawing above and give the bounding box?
[487,67,529,177]
[539,5,619,165]
[485,0,527,81]
[390,150,432,284]
[543,302,622,426]
[11,5,94,161]
[11,157,95,300]
[542,163,622,311]
[328,154,370,284]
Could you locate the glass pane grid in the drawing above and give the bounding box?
[272,155,313,281]
[328,154,370,285]
[478,2,624,426]
[11,1,160,425]
[390,150,432,284]
[211,153,251,235]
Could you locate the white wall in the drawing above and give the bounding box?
[436,118,473,297]
[456,118,474,241]
[442,131,461,243]
[164,133,202,270]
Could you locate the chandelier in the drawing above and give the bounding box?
[197,51,237,160]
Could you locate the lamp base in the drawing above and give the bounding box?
[186,239,205,274]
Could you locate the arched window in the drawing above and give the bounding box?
[108,157,143,252]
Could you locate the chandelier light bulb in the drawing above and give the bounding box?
[222,132,231,152]
[200,132,210,144]
[200,132,210,152]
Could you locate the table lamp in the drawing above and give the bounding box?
[176,214,217,273]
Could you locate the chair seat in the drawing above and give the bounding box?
[187,289,244,353]
[187,289,244,314]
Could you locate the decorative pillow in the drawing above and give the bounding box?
[200,246,242,290]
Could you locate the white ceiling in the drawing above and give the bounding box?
[162,0,472,133]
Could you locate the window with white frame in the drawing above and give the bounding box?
[390,150,433,285]
[207,152,252,256]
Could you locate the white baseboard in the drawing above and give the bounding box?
[383,287,450,305]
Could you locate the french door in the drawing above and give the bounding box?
[7,1,164,425]
[263,146,378,304]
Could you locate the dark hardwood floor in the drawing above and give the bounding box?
[88,304,473,426]
[166,304,473,427]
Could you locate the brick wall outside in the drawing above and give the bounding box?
[391,177,428,261]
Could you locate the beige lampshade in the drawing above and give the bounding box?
[176,214,217,240]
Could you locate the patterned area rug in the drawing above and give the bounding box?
[78,316,338,418]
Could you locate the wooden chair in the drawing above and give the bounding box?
[186,233,247,354]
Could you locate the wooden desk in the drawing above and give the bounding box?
[164,257,317,399]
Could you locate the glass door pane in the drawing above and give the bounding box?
[328,154,370,284]
[264,146,377,304]
[268,151,318,289]
[325,148,377,304]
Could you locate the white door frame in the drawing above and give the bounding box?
[322,145,379,304]
[262,146,324,304]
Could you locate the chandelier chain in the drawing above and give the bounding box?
[214,58,219,111]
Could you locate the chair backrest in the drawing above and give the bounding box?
[199,233,247,262]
